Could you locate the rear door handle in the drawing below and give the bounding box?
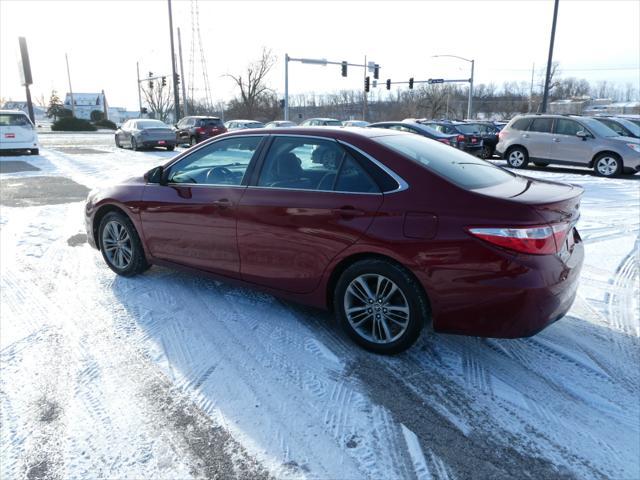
[332,206,366,217]
[553,138,560,142]
[522,134,530,139]
[212,198,232,208]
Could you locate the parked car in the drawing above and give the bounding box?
[369,121,459,147]
[592,116,640,139]
[300,118,343,126]
[460,121,500,159]
[86,127,584,354]
[0,110,39,155]
[175,116,226,146]
[224,120,265,130]
[343,120,370,127]
[264,120,297,128]
[417,120,484,156]
[496,114,640,177]
[115,119,176,151]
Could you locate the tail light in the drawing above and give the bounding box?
[467,223,571,255]
[457,134,465,143]
[438,139,450,145]
[195,127,206,134]
[498,130,505,140]
[471,137,477,144]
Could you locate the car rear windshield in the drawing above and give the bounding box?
[455,124,481,134]
[198,118,224,127]
[244,122,265,128]
[136,120,168,129]
[324,120,343,126]
[0,113,33,127]
[374,133,514,190]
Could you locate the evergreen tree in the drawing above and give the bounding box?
[46,90,65,121]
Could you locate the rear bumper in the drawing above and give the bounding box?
[141,140,176,147]
[0,140,38,150]
[430,235,584,338]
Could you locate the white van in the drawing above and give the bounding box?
[0,110,39,155]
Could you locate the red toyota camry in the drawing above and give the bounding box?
[85,127,584,354]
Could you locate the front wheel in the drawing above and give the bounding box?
[190,136,197,147]
[334,259,429,354]
[593,153,621,177]
[166,145,175,151]
[99,211,150,276]
[506,147,529,168]
[115,135,122,148]
[131,137,138,151]
[480,145,493,159]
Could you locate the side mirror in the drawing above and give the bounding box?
[576,130,588,140]
[145,166,167,185]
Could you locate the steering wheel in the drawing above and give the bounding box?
[205,166,233,183]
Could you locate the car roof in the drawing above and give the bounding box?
[305,117,341,121]
[187,116,221,120]
[217,126,402,140]
[0,109,28,115]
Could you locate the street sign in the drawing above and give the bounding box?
[428,78,444,84]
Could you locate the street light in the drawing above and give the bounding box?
[432,54,475,119]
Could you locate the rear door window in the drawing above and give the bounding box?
[554,119,582,136]
[529,118,553,133]
[0,113,32,126]
[510,118,531,130]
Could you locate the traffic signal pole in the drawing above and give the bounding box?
[167,0,181,121]
[136,61,143,116]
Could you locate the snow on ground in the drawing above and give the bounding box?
[1,135,639,480]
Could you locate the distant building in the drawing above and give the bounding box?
[63,91,108,120]
[1,101,47,121]
[107,107,140,125]
[550,97,640,116]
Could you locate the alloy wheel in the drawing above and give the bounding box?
[102,220,133,270]
[508,150,525,167]
[343,274,410,344]
[596,157,618,176]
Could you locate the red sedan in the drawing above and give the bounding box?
[85,127,584,354]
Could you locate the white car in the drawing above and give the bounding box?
[0,110,39,155]
[342,120,370,127]
[224,119,265,130]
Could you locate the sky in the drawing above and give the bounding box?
[1,0,639,111]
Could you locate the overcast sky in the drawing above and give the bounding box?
[1,0,638,111]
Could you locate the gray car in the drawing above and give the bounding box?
[115,119,176,151]
[496,114,640,177]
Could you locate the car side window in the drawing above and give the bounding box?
[599,119,624,136]
[511,118,531,130]
[529,118,553,133]
[555,119,582,136]
[168,136,263,186]
[334,156,379,193]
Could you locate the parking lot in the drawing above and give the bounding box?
[1,132,639,479]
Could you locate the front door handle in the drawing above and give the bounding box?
[333,206,366,218]
[522,134,530,139]
[552,137,560,142]
[212,198,232,208]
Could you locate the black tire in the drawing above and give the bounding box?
[333,258,429,354]
[166,145,175,151]
[480,145,493,159]
[505,146,529,168]
[30,148,39,155]
[533,161,549,167]
[131,137,138,151]
[593,153,622,177]
[98,211,150,277]
[622,167,637,175]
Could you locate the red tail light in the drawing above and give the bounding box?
[438,139,450,145]
[457,134,465,142]
[467,223,570,255]
[471,137,477,143]
[196,127,205,134]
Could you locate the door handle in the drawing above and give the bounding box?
[332,206,366,217]
[553,138,560,142]
[212,198,231,208]
[522,134,529,138]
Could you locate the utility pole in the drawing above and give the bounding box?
[167,0,181,121]
[528,62,535,112]
[18,37,35,123]
[284,53,289,121]
[136,61,143,116]
[363,55,368,121]
[65,53,75,117]
[467,59,474,119]
[177,27,188,115]
[541,0,560,113]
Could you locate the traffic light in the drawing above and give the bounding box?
[386,79,391,90]
[141,107,148,114]
[364,76,370,93]
[161,76,166,87]
[148,71,153,78]
[373,64,379,80]
[341,61,347,77]
[279,99,285,109]
[176,73,180,85]
[149,80,154,90]
[409,77,414,89]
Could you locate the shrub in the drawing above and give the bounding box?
[51,117,97,131]
[90,110,105,122]
[94,119,117,130]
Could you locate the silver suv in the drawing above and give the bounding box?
[496,114,640,177]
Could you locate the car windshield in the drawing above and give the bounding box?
[137,120,168,129]
[199,118,223,127]
[578,117,619,137]
[324,120,343,126]
[244,122,264,128]
[374,133,514,190]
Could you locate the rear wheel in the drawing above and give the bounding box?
[115,135,122,148]
[480,145,493,159]
[166,145,175,151]
[533,161,549,167]
[131,137,138,151]
[98,211,149,276]
[593,153,621,177]
[334,259,429,354]
[506,147,529,168]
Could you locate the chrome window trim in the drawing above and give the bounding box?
[246,185,382,196]
[337,140,409,193]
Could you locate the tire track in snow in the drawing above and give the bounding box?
[606,238,640,338]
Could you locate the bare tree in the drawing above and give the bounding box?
[226,47,276,119]
[141,83,173,122]
[34,93,48,108]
